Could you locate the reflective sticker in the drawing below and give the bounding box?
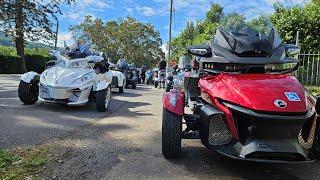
[285,92,301,102]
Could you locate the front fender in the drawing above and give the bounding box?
[21,71,39,83]
[95,81,110,91]
[163,89,185,116]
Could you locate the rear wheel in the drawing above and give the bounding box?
[18,80,39,105]
[96,86,111,112]
[154,81,158,88]
[162,108,182,159]
[119,80,125,93]
[119,86,124,93]
[132,81,136,89]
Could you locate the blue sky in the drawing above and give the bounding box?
[56,0,309,47]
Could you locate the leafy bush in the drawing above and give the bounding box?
[0,54,24,74]
[0,45,51,74]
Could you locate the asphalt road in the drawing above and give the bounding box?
[1,74,320,179]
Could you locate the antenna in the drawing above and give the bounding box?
[167,0,173,68]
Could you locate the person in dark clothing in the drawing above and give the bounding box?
[192,56,200,71]
[158,59,167,70]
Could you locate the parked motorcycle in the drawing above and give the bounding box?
[146,69,152,85]
[140,65,147,84]
[162,20,320,163]
[153,68,159,87]
[156,69,166,89]
[116,59,137,89]
[19,33,112,112]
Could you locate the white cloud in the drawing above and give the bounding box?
[161,44,168,56]
[81,0,112,9]
[136,6,157,16]
[60,0,112,22]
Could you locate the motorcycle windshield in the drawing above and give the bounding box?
[214,16,282,57]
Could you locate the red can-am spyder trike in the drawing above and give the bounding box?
[162,26,320,163]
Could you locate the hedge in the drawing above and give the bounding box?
[0,46,51,74]
[0,54,24,74]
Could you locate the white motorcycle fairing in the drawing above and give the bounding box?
[37,57,112,106]
[111,70,126,87]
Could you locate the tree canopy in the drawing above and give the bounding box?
[71,16,164,67]
[0,0,74,72]
[170,2,320,61]
[271,2,320,52]
[171,4,224,61]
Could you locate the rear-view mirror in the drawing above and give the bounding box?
[187,45,212,57]
[284,44,300,56]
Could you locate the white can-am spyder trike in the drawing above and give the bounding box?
[18,51,112,112]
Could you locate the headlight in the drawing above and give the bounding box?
[265,63,298,72]
[80,72,94,82]
[73,72,95,84]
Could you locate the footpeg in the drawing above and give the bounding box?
[182,131,200,139]
[184,114,200,121]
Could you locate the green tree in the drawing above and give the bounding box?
[218,13,246,30]
[270,2,320,51]
[170,3,223,61]
[0,0,74,72]
[247,15,272,35]
[205,4,223,24]
[71,16,164,67]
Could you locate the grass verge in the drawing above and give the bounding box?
[0,146,50,180]
[305,86,320,96]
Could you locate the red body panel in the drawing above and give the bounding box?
[199,73,307,113]
[163,89,185,116]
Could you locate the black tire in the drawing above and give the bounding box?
[165,83,172,92]
[18,80,38,105]
[162,108,182,159]
[132,82,136,89]
[313,137,320,159]
[96,89,107,112]
[313,119,320,159]
[119,86,124,93]
[154,81,158,88]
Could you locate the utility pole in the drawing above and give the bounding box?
[167,0,173,68]
[54,17,59,50]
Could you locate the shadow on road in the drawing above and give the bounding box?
[164,142,320,180]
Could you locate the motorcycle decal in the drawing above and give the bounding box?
[274,99,287,108]
[285,92,301,102]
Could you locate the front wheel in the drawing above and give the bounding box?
[154,81,158,88]
[162,108,182,159]
[96,86,111,112]
[18,80,39,105]
[312,120,320,159]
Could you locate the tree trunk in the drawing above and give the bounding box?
[15,1,27,73]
